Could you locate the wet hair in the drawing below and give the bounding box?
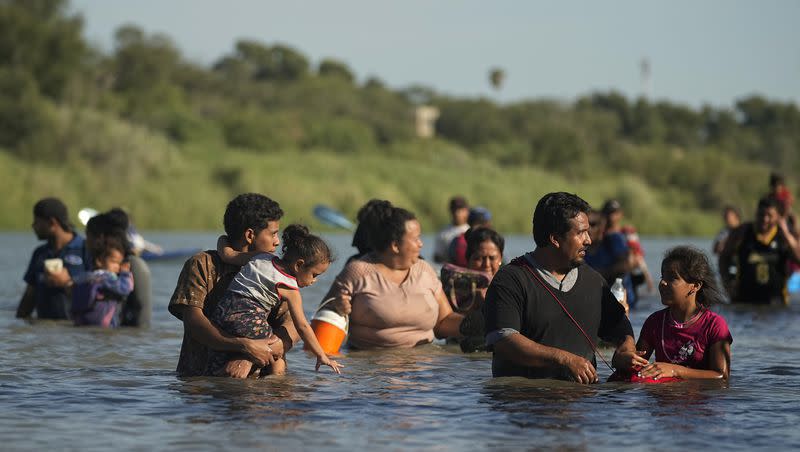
[86,212,132,255]
[223,193,283,240]
[662,246,725,307]
[532,192,591,248]
[89,235,127,265]
[351,199,392,255]
[365,201,417,252]
[465,227,505,260]
[281,224,334,268]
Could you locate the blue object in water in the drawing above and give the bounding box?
[140,248,201,262]
[788,272,800,294]
[313,205,354,230]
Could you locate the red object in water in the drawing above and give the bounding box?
[608,370,682,384]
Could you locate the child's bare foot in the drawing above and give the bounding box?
[261,357,287,376]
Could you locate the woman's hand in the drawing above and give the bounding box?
[315,355,343,374]
[638,361,681,380]
[329,290,352,315]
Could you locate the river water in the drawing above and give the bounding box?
[0,232,798,451]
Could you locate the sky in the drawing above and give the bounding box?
[69,0,799,109]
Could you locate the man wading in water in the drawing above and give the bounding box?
[483,192,644,383]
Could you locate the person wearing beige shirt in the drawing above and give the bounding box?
[322,202,463,348]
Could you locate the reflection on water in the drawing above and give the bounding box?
[0,232,799,449]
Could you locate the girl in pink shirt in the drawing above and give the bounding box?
[634,246,733,380]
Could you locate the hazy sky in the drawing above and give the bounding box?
[70,0,799,108]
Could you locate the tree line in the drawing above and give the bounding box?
[1,0,796,230]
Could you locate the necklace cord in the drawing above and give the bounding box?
[516,258,614,372]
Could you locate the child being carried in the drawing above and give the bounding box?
[71,235,134,327]
[206,224,342,377]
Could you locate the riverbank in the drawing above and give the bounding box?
[0,139,720,235]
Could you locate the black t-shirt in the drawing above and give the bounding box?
[483,259,633,379]
[735,224,792,304]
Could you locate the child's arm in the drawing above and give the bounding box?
[279,287,342,374]
[216,235,260,266]
[98,271,134,298]
[638,340,731,380]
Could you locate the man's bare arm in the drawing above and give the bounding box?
[16,285,35,318]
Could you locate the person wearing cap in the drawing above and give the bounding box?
[433,196,469,263]
[447,206,492,267]
[17,198,89,320]
[585,200,640,307]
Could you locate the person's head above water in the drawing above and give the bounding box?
[754,197,780,233]
[449,195,469,226]
[351,199,393,255]
[467,206,492,228]
[89,235,127,273]
[280,224,334,288]
[465,227,504,275]
[660,246,725,308]
[32,197,74,240]
[532,192,592,268]
[86,212,131,256]
[223,193,283,253]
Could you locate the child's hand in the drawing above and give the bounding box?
[120,262,131,272]
[315,355,343,374]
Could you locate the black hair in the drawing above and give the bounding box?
[465,227,505,260]
[366,201,417,252]
[89,235,127,265]
[662,246,726,307]
[33,197,73,232]
[223,193,283,240]
[86,212,132,255]
[351,199,393,254]
[281,224,334,268]
[107,207,131,230]
[770,172,785,188]
[757,196,779,212]
[532,192,591,248]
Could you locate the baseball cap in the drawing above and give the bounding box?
[33,197,74,231]
[468,206,492,226]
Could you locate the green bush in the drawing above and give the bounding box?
[303,117,376,153]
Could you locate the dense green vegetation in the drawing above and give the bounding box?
[1,0,797,235]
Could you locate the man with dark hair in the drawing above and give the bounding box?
[483,192,641,383]
[17,198,89,320]
[168,193,298,377]
[719,197,800,305]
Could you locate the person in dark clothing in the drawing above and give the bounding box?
[483,192,642,383]
[17,198,88,320]
[719,197,800,305]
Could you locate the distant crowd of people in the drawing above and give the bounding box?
[16,172,797,383]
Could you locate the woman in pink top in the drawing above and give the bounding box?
[322,201,464,348]
[634,246,733,380]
